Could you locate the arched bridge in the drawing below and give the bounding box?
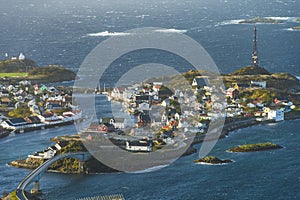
[16,152,91,200]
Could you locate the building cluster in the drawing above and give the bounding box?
[225,82,295,121]
[86,77,228,151]
[85,73,298,152]
[108,79,218,132]
[0,80,81,133]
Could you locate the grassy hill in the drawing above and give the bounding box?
[224,66,300,92]
[28,65,77,83]
[0,58,37,72]
[230,66,271,76]
[0,59,76,83]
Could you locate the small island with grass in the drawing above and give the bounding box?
[239,17,284,24]
[193,156,233,165]
[227,142,283,152]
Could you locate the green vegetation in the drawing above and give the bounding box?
[8,104,32,118]
[223,66,300,91]
[230,66,270,76]
[51,107,72,115]
[182,70,217,84]
[227,142,282,152]
[11,190,17,200]
[50,158,82,173]
[194,156,232,164]
[271,73,298,81]
[239,17,284,24]
[28,65,77,83]
[57,140,87,154]
[240,88,277,105]
[0,72,28,77]
[0,58,76,83]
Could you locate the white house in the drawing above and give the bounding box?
[125,140,153,152]
[18,52,25,60]
[268,109,284,122]
[139,102,150,111]
[152,82,162,92]
[114,118,125,129]
[251,81,266,88]
[38,113,59,123]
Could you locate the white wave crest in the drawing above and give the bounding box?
[155,28,187,33]
[87,31,131,37]
[266,16,299,22]
[285,28,300,31]
[217,19,245,26]
[131,164,170,173]
[136,14,150,19]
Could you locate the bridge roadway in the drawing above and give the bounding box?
[16,152,91,200]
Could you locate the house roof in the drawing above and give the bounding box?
[127,140,153,146]
[26,116,41,123]
[1,97,10,103]
[47,103,62,108]
[103,122,114,128]
[100,117,114,124]
[7,118,27,126]
[140,115,151,122]
[135,95,149,101]
[0,90,9,94]
[43,112,54,118]
[192,77,207,87]
[114,118,125,123]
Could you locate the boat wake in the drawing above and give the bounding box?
[130,164,170,174]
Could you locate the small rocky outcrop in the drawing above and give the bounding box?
[227,142,283,152]
[193,156,233,164]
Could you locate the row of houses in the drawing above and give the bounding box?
[1,111,81,132]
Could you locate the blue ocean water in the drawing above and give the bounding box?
[0,0,299,199]
[0,0,299,75]
[1,96,299,199]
